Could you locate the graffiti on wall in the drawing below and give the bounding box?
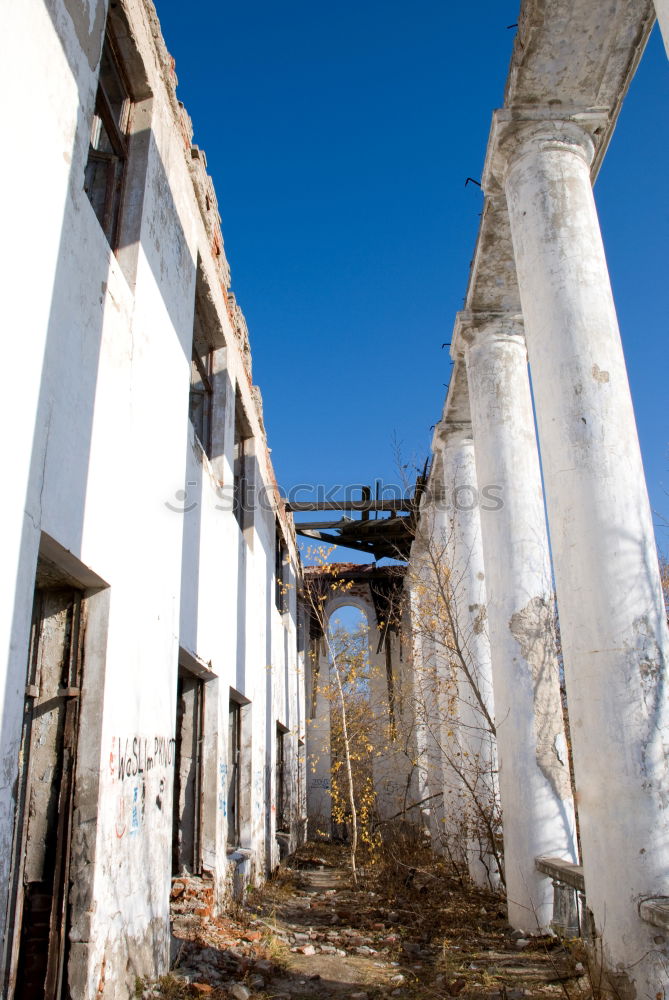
[109,735,176,840]
[253,769,264,815]
[219,762,227,815]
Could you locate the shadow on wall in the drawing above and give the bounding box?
[178,432,205,660]
[235,455,263,694]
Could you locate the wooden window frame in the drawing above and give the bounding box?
[276,725,288,833]
[275,523,288,613]
[84,28,132,248]
[227,700,242,848]
[233,392,253,532]
[189,348,214,457]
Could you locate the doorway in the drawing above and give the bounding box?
[172,668,205,875]
[6,582,85,1000]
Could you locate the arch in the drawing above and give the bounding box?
[321,592,376,628]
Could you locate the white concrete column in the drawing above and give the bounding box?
[406,565,437,835]
[370,630,412,824]
[502,119,669,997]
[436,422,500,889]
[654,0,669,59]
[407,531,465,861]
[306,641,332,839]
[419,629,449,849]
[461,314,577,932]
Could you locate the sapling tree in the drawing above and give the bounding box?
[404,502,503,888]
[302,549,362,882]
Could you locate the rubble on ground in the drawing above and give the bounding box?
[138,844,588,1000]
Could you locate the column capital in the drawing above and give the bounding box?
[452,309,525,358]
[482,109,607,193]
[433,419,473,452]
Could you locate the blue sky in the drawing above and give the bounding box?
[155,1,669,557]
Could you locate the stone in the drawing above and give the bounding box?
[173,970,198,983]
[445,978,466,996]
[229,986,250,1000]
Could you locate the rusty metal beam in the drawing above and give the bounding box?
[286,499,413,513]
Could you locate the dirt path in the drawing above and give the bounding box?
[144,844,587,1000]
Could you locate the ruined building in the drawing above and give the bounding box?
[1,0,669,999]
[1,1,307,995]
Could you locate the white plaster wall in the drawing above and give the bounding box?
[0,0,306,994]
[0,0,104,926]
[654,0,669,58]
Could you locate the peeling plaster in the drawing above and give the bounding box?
[63,0,106,71]
[468,603,488,636]
[508,597,571,800]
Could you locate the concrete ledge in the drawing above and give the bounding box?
[535,857,585,893]
[179,644,218,679]
[639,898,669,930]
[227,848,253,864]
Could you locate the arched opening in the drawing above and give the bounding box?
[324,603,373,844]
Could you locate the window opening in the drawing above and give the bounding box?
[297,737,305,820]
[276,726,288,832]
[275,523,287,613]
[227,701,242,848]
[233,390,252,531]
[189,349,213,457]
[84,28,132,247]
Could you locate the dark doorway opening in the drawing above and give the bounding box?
[7,581,85,1000]
[172,669,205,875]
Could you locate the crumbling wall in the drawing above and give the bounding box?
[0,0,306,995]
